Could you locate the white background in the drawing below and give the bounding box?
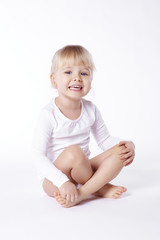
[0,0,160,164]
[0,1,160,240]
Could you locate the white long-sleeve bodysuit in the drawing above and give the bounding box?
[32,98,120,188]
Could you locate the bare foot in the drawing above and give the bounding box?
[94,183,127,199]
[55,190,86,208]
[55,184,127,207]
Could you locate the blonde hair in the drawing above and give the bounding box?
[51,45,95,73]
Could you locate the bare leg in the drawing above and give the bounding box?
[56,144,126,207]
[54,145,93,185]
[90,145,127,198]
[42,145,93,197]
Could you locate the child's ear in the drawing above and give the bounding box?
[50,73,57,87]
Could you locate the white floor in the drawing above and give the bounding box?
[0,158,160,240]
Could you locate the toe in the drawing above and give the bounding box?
[112,193,119,199]
[56,196,66,205]
[117,189,123,193]
[114,190,123,198]
[123,187,127,192]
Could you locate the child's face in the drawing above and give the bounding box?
[51,65,92,101]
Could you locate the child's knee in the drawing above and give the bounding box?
[112,144,125,155]
[65,145,86,165]
[110,144,125,164]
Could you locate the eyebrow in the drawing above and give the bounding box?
[63,66,90,71]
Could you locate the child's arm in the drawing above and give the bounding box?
[91,105,135,166]
[91,105,120,149]
[32,109,69,188]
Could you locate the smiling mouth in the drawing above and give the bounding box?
[68,85,83,91]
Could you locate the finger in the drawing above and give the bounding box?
[119,148,129,155]
[125,159,133,166]
[120,152,132,160]
[66,194,71,202]
[118,141,127,146]
[74,193,78,201]
[70,194,75,202]
[123,157,134,166]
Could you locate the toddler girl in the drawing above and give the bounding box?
[32,45,135,207]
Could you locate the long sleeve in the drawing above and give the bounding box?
[91,106,121,151]
[32,109,69,188]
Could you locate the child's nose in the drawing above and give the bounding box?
[74,75,82,82]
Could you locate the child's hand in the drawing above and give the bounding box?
[59,181,78,202]
[118,141,135,166]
